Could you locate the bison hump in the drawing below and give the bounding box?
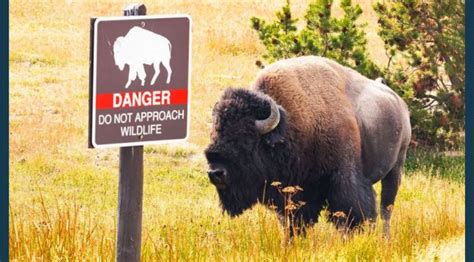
[251,56,351,132]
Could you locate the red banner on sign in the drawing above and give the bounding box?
[96,89,187,110]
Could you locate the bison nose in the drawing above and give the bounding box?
[208,169,227,189]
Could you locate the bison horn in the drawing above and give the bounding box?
[255,98,280,134]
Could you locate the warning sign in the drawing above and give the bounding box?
[89,15,191,148]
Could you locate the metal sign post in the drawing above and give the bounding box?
[116,6,146,262]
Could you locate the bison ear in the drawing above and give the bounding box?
[262,107,287,147]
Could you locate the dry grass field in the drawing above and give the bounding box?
[9,0,465,261]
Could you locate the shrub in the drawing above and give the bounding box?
[374,0,464,148]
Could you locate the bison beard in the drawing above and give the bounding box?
[205,56,411,235]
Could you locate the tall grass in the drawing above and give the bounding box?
[10,148,465,261]
[10,195,116,260]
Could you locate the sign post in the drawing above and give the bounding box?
[88,3,191,261]
[117,145,143,262]
[117,6,145,262]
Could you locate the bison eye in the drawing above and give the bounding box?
[205,151,227,164]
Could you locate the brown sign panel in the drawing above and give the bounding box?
[90,15,191,148]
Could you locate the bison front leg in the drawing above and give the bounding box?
[125,65,138,89]
[137,64,146,86]
[277,213,307,241]
[277,194,324,238]
[289,209,318,238]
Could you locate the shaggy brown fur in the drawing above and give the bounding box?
[252,56,363,179]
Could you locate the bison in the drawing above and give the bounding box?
[205,56,411,235]
[113,26,172,89]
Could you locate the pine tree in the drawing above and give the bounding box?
[251,0,380,78]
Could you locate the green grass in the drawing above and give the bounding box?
[405,147,465,182]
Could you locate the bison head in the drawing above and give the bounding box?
[205,88,287,216]
[113,36,126,71]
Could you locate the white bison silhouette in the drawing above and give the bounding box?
[113,26,172,88]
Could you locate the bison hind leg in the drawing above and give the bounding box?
[162,58,172,84]
[126,66,138,89]
[150,63,161,86]
[380,149,406,238]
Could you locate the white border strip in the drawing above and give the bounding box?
[92,14,192,148]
